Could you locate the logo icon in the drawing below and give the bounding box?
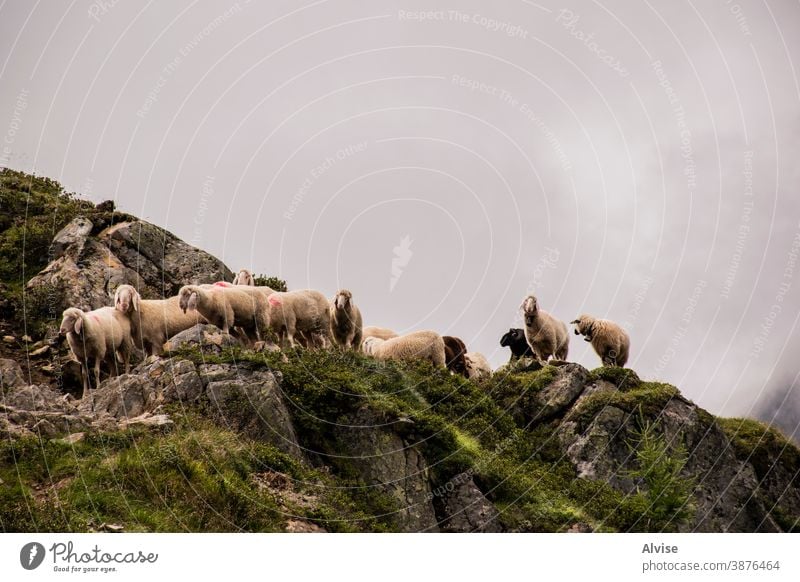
[390,235,414,292]
[20,542,45,570]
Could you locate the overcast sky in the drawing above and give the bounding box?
[1,0,799,435]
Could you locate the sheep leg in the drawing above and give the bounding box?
[81,361,90,400]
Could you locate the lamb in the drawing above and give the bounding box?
[330,289,363,350]
[264,289,331,348]
[362,326,399,341]
[232,268,255,286]
[59,306,133,398]
[499,328,534,361]
[114,284,206,356]
[362,330,446,368]
[520,295,569,363]
[571,314,630,367]
[442,335,468,377]
[178,284,269,343]
[464,352,492,380]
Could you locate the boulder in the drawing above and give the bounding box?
[201,364,302,458]
[335,407,439,532]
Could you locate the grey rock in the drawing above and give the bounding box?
[88,374,161,419]
[533,363,590,420]
[0,358,27,389]
[164,324,239,353]
[49,216,93,260]
[436,475,501,532]
[27,218,232,313]
[204,368,302,458]
[335,408,439,532]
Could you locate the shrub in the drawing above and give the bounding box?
[253,274,287,291]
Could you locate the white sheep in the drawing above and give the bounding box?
[232,268,255,286]
[114,284,206,356]
[362,330,446,368]
[264,289,331,348]
[330,289,363,350]
[178,284,269,344]
[520,295,569,363]
[59,306,133,398]
[571,314,630,367]
[464,351,492,380]
[362,326,399,341]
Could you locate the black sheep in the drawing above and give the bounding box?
[499,328,533,361]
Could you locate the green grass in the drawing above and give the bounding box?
[718,417,800,481]
[0,412,398,532]
[567,380,682,429]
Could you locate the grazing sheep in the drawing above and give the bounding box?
[114,284,206,356]
[571,314,630,367]
[232,268,255,286]
[59,307,133,398]
[464,352,492,380]
[264,289,331,348]
[362,330,446,368]
[520,295,569,363]
[442,335,468,377]
[178,284,269,343]
[499,328,534,361]
[330,289,363,350]
[362,326,399,341]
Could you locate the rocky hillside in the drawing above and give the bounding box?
[0,168,798,533]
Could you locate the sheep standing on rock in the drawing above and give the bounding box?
[520,295,569,363]
[264,289,331,348]
[114,284,205,356]
[465,352,492,380]
[442,336,468,376]
[59,306,133,398]
[178,284,269,344]
[362,326,398,341]
[362,330,446,368]
[330,289,363,350]
[571,314,630,367]
[499,328,534,362]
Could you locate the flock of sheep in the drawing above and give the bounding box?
[58,268,631,399]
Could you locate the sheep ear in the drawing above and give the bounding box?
[187,292,198,311]
[570,319,579,324]
[132,293,139,312]
[74,316,83,334]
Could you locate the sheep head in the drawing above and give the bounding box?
[59,308,82,335]
[571,315,595,339]
[362,336,383,355]
[500,328,523,347]
[334,289,352,311]
[233,269,254,286]
[178,286,198,313]
[114,284,139,313]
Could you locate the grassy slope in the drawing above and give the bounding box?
[1,347,695,532]
[0,168,797,532]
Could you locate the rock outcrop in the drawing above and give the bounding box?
[26,216,231,312]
